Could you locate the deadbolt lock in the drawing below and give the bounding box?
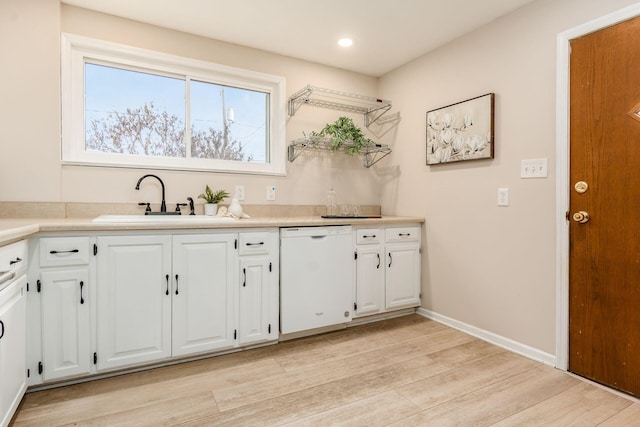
[574,181,589,193]
[572,211,590,224]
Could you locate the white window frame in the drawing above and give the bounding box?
[61,33,287,176]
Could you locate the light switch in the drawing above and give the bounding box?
[498,188,509,206]
[521,158,548,178]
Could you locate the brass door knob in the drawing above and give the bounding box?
[572,211,590,224]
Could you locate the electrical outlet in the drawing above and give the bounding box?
[235,185,245,201]
[521,158,548,178]
[266,185,276,201]
[498,188,509,206]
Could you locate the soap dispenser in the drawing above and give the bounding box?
[326,187,337,216]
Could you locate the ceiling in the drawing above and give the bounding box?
[61,0,536,77]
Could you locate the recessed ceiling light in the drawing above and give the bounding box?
[338,38,353,47]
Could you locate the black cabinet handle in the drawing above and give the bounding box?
[0,320,4,340]
[165,274,169,295]
[398,233,411,237]
[9,257,23,265]
[377,253,381,269]
[80,281,85,304]
[363,235,376,239]
[246,242,264,246]
[388,253,392,268]
[175,274,179,295]
[242,268,247,287]
[49,249,79,255]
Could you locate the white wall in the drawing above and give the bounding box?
[0,1,382,208]
[379,0,640,355]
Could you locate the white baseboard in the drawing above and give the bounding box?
[416,308,556,367]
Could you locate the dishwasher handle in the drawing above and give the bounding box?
[0,271,16,287]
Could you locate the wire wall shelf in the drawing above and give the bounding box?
[288,85,392,127]
[287,135,392,168]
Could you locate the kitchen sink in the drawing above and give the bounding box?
[92,215,236,223]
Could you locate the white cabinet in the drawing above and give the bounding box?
[354,229,385,316]
[96,235,172,371]
[354,226,421,317]
[0,275,26,427]
[40,269,91,381]
[237,231,278,345]
[1,239,27,427]
[172,234,236,356]
[94,230,279,370]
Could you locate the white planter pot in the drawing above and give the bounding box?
[204,203,218,216]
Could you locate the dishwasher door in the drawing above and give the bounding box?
[280,226,354,334]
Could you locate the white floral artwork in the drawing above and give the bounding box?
[426,93,494,165]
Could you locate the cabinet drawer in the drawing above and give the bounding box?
[355,228,383,245]
[385,227,420,243]
[238,232,271,255]
[39,237,91,267]
[0,240,27,276]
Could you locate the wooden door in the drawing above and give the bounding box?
[569,15,640,396]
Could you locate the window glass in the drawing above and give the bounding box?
[62,33,286,175]
[85,63,186,158]
[190,80,269,163]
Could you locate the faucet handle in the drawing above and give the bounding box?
[138,202,152,214]
[175,203,188,213]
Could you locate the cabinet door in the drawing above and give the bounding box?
[238,256,272,345]
[385,243,421,310]
[96,235,171,371]
[41,269,90,381]
[172,234,236,356]
[355,245,384,316]
[0,276,27,427]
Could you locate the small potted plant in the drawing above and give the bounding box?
[198,185,230,216]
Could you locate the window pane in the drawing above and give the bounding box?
[85,63,186,158]
[190,80,269,163]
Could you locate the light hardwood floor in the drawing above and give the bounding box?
[11,315,640,426]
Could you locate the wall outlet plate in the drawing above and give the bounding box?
[235,185,245,201]
[498,187,509,206]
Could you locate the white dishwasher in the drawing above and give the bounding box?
[280,226,354,334]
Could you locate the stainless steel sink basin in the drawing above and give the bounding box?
[92,215,236,223]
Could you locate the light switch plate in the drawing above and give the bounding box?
[521,158,548,178]
[266,185,276,201]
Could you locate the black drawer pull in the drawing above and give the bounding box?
[388,252,392,268]
[9,257,22,265]
[363,235,377,239]
[377,253,381,269]
[245,242,264,246]
[0,320,4,340]
[50,249,79,254]
[175,274,179,295]
[80,281,85,304]
[398,233,411,237]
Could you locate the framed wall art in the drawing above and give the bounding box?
[426,93,495,165]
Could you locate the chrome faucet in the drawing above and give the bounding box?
[135,174,167,213]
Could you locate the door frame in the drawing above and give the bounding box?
[555,3,640,371]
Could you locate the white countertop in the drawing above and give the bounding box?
[0,215,425,246]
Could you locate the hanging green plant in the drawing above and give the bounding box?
[311,116,374,155]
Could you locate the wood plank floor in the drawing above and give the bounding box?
[11,315,640,426]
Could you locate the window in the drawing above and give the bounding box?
[62,34,286,175]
